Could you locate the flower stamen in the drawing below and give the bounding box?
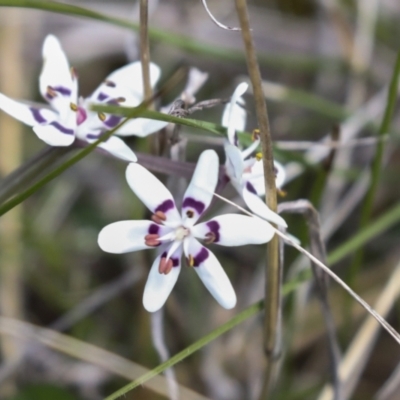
[98,112,106,122]
[188,254,195,267]
[252,129,260,141]
[46,86,57,99]
[158,257,173,275]
[70,102,78,112]
[151,211,167,224]
[204,231,216,244]
[144,234,161,246]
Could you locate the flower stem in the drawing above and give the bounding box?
[234,0,280,398]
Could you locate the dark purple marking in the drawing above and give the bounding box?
[161,252,180,267]
[105,80,116,88]
[182,197,205,215]
[86,133,102,140]
[192,247,209,267]
[246,181,257,194]
[107,99,120,105]
[155,199,175,214]
[104,115,122,128]
[206,220,220,243]
[148,224,159,234]
[30,108,47,124]
[50,121,74,135]
[52,86,72,96]
[97,92,108,101]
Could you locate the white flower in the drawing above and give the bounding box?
[98,150,276,312]
[223,83,287,227]
[0,35,167,162]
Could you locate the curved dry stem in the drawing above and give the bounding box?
[201,0,240,31]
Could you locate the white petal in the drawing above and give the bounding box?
[98,220,169,254]
[246,174,265,196]
[40,35,78,114]
[222,82,248,145]
[181,150,219,225]
[192,214,275,246]
[125,163,181,223]
[242,185,287,227]
[90,61,161,102]
[224,143,244,182]
[115,117,168,137]
[0,93,57,127]
[241,138,260,160]
[86,135,137,162]
[143,248,182,312]
[185,238,236,309]
[274,161,286,189]
[32,121,75,146]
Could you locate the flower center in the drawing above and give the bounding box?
[77,106,87,125]
[175,226,189,241]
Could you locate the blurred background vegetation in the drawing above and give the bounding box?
[0,0,399,399]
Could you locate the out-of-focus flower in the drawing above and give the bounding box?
[0,35,167,162]
[223,83,287,227]
[98,150,276,312]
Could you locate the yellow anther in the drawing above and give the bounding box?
[188,255,194,267]
[70,102,78,112]
[116,97,126,103]
[98,112,106,122]
[255,152,262,161]
[278,189,287,198]
[252,129,260,141]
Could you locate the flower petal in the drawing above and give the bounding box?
[98,220,170,254]
[40,35,78,114]
[224,143,244,183]
[274,161,286,189]
[85,134,137,162]
[185,238,236,309]
[192,214,275,246]
[126,163,181,224]
[0,93,57,127]
[242,185,287,227]
[90,61,161,102]
[143,247,182,312]
[115,118,168,137]
[222,82,248,145]
[181,150,219,225]
[32,121,75,146]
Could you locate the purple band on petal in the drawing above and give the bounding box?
[53,86,72,96]
[86,133,102,140]
[246,181,257,194]
[50,121,74,135]
[192,247,209,267]
[206,220,220,243]
[148,224,160,234]
[97,92,108,101]
[161,252,180,267]
[104,115,122,128]
[155,199,175,214]
[30,108,47,124]
[182,197,205,215]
